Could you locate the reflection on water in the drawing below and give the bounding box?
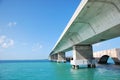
[70,64,120,80]
[52,62,120,80]
[70,68,95,80]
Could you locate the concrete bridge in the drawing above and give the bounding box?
[49,0,120,69]
[94,48,120,65]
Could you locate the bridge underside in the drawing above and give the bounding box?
[50,0,120,69]
[51,0,120,54]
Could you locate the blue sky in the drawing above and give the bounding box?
[0,0,120,60]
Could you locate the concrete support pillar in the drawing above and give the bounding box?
[54,54,58,62]
[57,52,66,63]
[50,54,58,62]
[71,45,96,69]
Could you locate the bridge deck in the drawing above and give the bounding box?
[50,0,120,55]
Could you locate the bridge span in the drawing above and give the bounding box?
[49,0,120,69]
[94,48,120,65]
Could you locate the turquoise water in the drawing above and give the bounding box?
[0,60,120,80]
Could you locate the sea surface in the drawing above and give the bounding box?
[0,60,120,80]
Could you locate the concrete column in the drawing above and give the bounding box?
[50,54,58,62]
[71,45,96,69]
[54,54,58,62]
[57,52,66,63]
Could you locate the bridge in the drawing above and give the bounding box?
[94,48,120,65]
[49,0,120,69]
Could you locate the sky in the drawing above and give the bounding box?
[0,0,120,60]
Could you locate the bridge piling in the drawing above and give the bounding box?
[57,52,66,63]
[50,54,58,62]
[49,52,66,63]
[71,45,96,69]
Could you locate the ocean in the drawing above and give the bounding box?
[0,60,120,80]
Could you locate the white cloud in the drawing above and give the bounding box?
[1,43,7,48]
[32,43,43,52]
[0,35,14,48]
[8,22,17,27]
